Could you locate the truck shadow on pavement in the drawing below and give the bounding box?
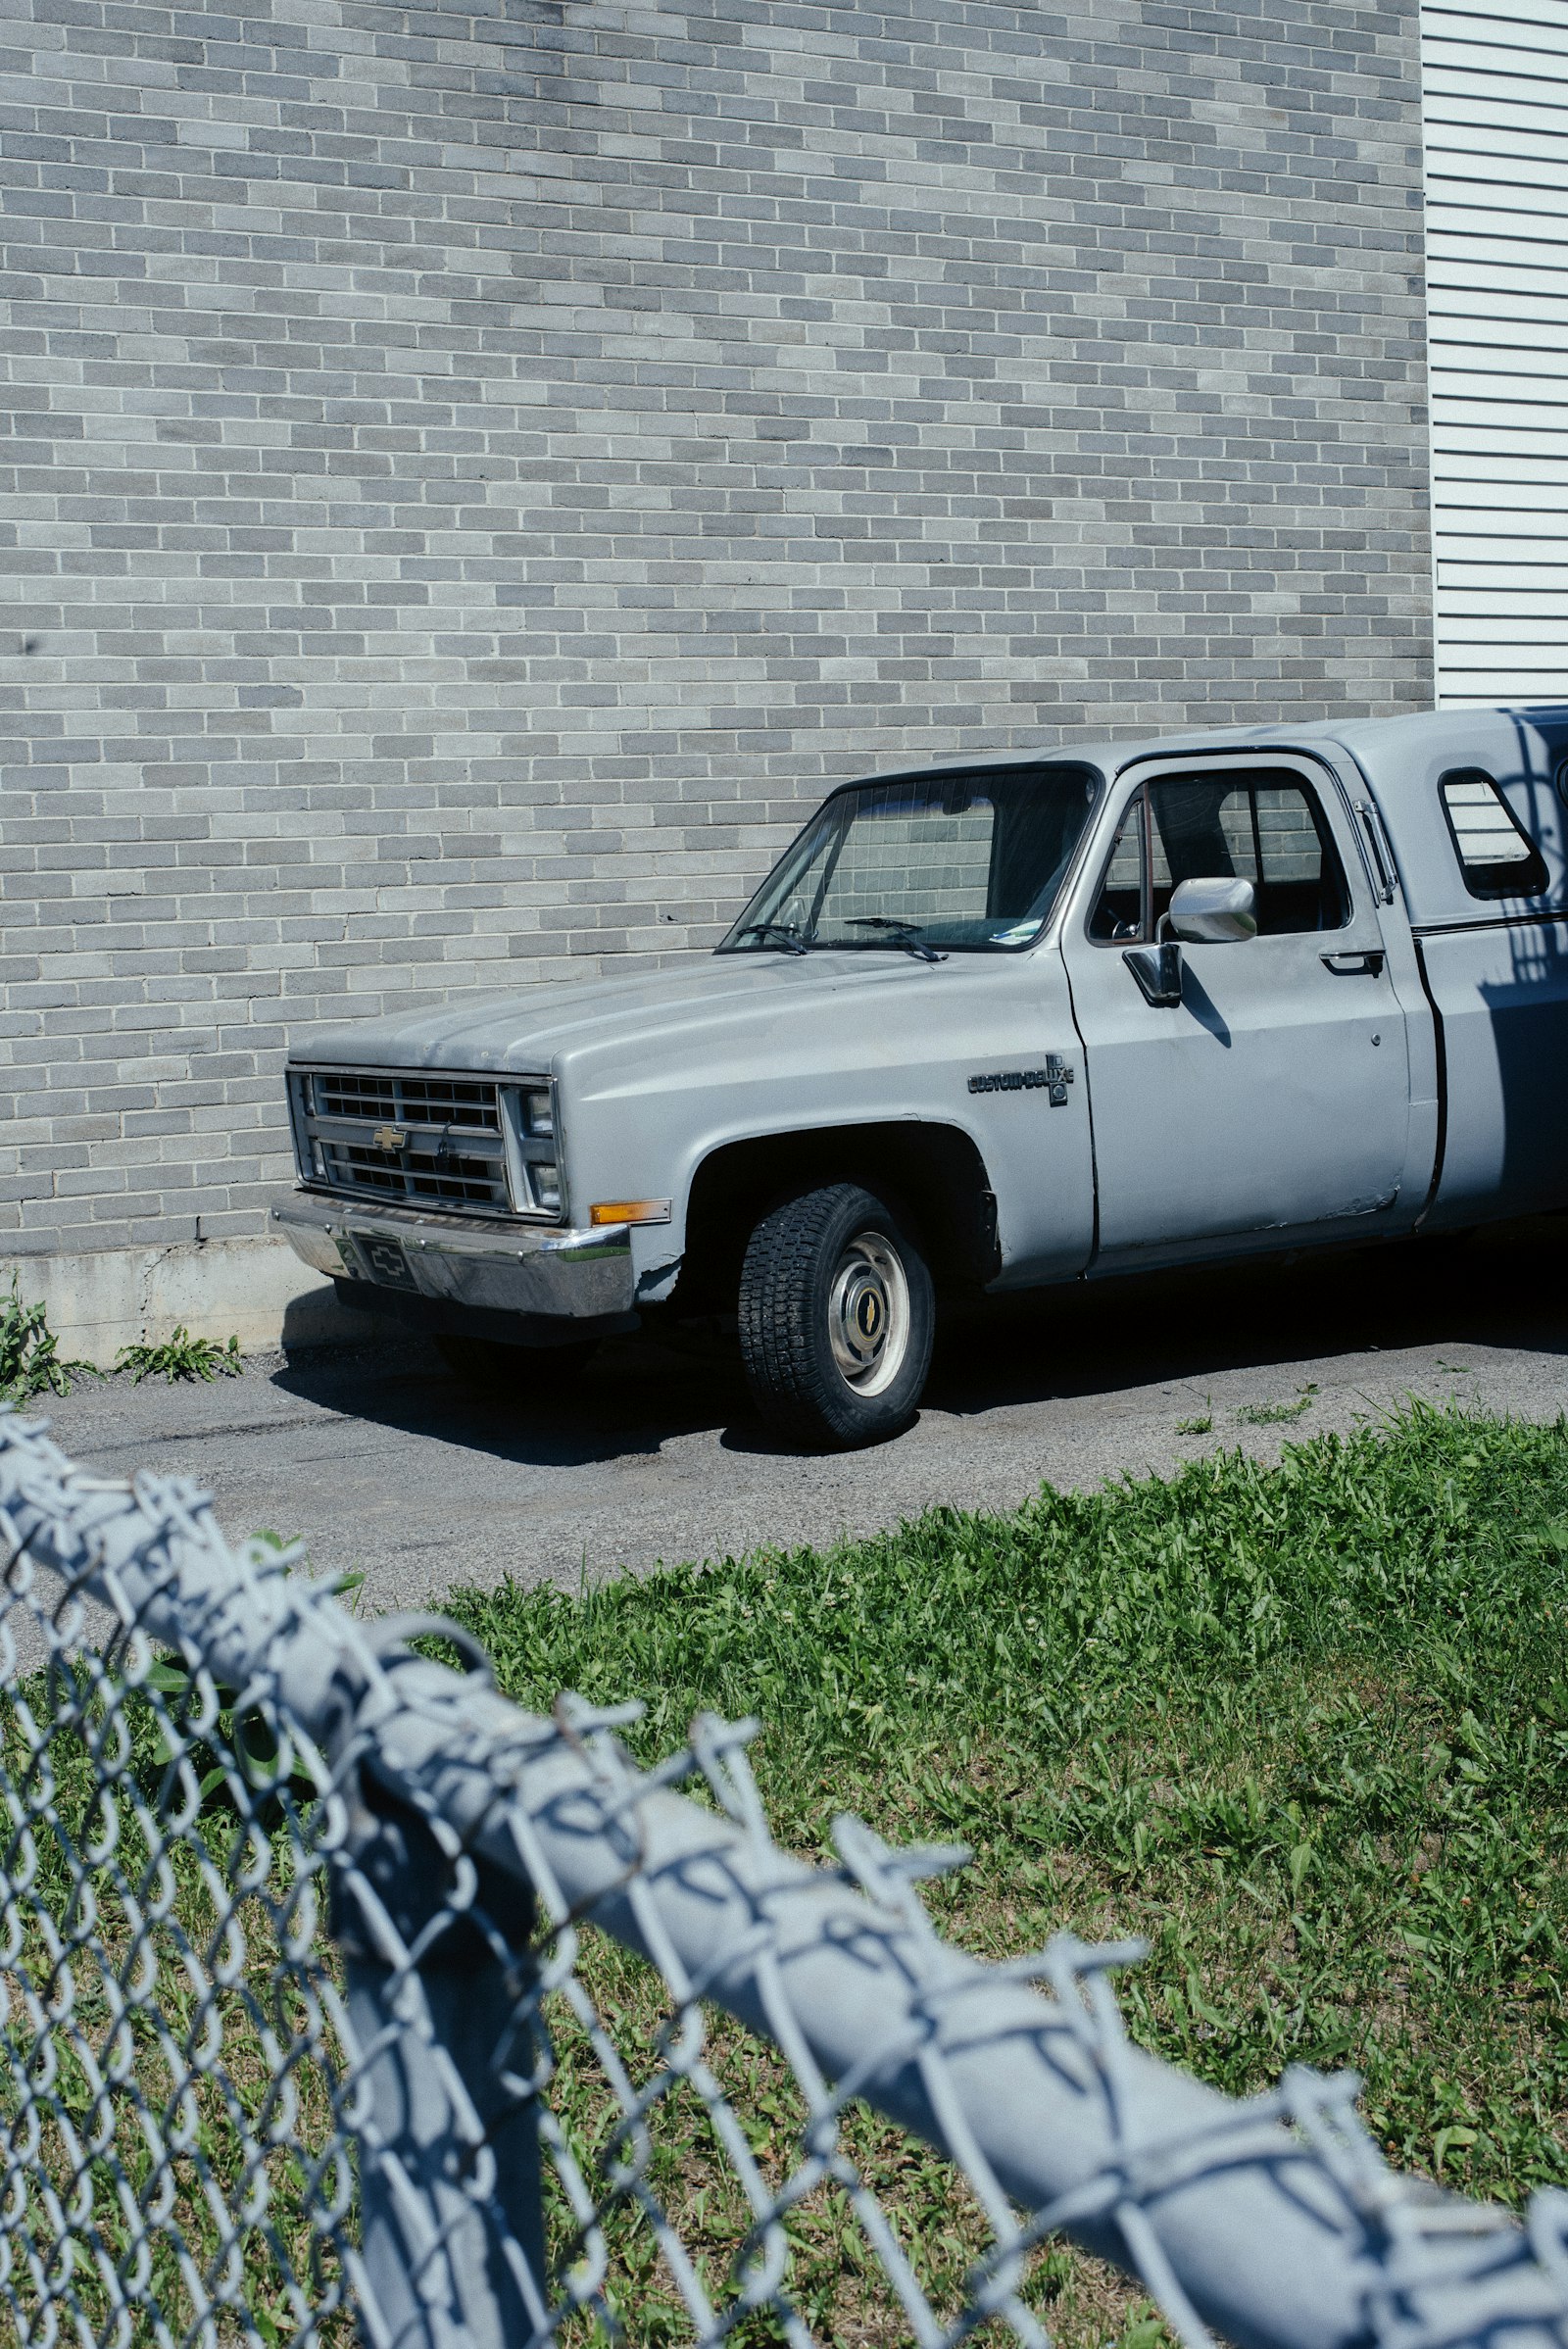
[270,1216,1566,1465]
[270,1325,742,1470]
[921,1215,1568,1423]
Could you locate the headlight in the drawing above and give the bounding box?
[505,1082,563,1214]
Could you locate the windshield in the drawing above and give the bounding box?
[719,763,1101,954]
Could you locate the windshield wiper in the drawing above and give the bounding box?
[738,921,810,955]
[845,916,948,964]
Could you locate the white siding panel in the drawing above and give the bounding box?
[1436,431,1568,459]
[1429,286,1568,328]
[1434,670,1568,699]
[1424,67,1568,116]
[1436,461,1568,484]
[1441,589,1568,609]
[1443,560,1568,581]
[1437,0,1568,29]
[1426,20,1568,60]
[1427,188,1568,221]
[1431,137,1567,171]
[1435,513,1568,537]
[1439,351,1568,383]
[1425,0,1568,702]
[1434,478,1568,507]
[1431,322,1568,357]
[1422,119,1568,161]
[1437,614,1568,636]
[1429,252,1568,286]
[1439,411,1568,440]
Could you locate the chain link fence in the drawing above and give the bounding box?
[3,1401,1568,2349]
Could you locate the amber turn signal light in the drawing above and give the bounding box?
[589,1199,671,1227]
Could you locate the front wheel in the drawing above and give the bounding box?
[737,1183,935,1448]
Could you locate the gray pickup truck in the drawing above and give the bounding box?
[275,705,1568,1447]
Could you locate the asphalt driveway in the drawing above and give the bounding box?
[33,1218,1568,1617]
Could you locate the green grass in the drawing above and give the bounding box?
[441,1404,1568,2340]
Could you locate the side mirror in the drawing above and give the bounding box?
[1166,875,1257,944]
[1122,876,1257,1006]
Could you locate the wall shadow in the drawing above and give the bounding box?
[1476,717,1568,1214]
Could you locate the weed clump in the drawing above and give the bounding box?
[1236,1381,1319,1426]
[0,1277,95,1403]
[116,1327,244,1384]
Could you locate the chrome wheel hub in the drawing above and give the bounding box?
[827,1230,910,1396]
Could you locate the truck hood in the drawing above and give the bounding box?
[290,951,976,1075]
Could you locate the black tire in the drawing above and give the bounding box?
[435,1333,599,1390]
[737,1182,935,1448]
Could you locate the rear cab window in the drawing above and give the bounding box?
[1441,768,1548,900]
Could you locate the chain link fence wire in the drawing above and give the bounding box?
[3,1401,1568,2349]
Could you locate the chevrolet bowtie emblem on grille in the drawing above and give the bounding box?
[371,1126,408,1154]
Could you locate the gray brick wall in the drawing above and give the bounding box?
[0,0,1431,1256]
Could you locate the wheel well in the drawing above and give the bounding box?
[676,1123,997,1313]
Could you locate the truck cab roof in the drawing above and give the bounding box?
[861,706,1568,932]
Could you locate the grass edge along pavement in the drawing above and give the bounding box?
[443,1403,1568,2236]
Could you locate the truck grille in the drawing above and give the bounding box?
[318,1136,506,1211]
[294,1067,517,1217]
[310,1071,500,1134]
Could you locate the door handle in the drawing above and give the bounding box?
[1320,951,1385,976]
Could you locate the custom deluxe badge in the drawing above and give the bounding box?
[968,1054,1075,1105]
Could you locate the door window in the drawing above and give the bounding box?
[1089,771,1348,942]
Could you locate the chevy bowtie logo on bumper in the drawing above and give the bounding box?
[371,1126,408,1153]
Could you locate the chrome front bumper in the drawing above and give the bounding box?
[271,1192,635,1323]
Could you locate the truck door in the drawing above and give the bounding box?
[1058,762,1413,1260]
